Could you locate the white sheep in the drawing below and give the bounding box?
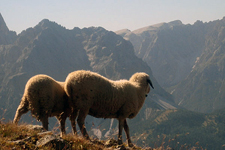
[64,70,154,147]
[13,74,77,136]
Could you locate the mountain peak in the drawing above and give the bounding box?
[0,13,17,44]
[115,29,131,37]
[0,13,9,33]
[168,20,183,26]
[39,19,51,24]
[36,19,66,31]
[38,19,54,28]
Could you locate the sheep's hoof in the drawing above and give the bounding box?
[117,144,126,150]
[60,132,66,138]
[84,135,91,142]
[118,139,123,145]
[128,143,134,147]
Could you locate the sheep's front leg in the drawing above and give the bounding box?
[124,119,133,147]
[77,109,90,139]
[118,119,124,145]
[69,109,79,135]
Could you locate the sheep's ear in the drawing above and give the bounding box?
[147,79,154,89]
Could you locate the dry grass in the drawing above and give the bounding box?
[0,122,40,149]
[0,121,136,150]
[0,120,203,150]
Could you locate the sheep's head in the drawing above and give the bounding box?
[129,72,154,90]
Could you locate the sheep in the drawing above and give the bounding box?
[13,74,77,137]
[64,70,154,147]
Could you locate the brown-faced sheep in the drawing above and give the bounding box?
[64,70,154,147]
[13,74,77,136]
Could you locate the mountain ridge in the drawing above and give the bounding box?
[1,14,225,149]
[117,17,225,113]
[0,17,175,123]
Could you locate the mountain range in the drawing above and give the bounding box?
[0,13,174,125]
[1,13,225,148]
[116,17,225,113]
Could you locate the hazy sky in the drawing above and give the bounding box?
[1,0,225,34]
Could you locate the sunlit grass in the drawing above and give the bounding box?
[0,121,110,150]
[0,122,40,149]
[0,110,205,150]
[0,120,159,149]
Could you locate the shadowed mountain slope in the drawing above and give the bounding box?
[117,17,225,113]
[0,17,176,123]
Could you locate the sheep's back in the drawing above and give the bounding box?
[65,70,138,118]
[66,71,114,104]
[24,75,65,118]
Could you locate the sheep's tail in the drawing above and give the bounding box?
[64,83,74,110]
[13,96,29,124]
[65,83,73,100]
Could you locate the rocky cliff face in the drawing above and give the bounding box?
[172,18,225,113]
[116,20,205,88]
[117,17,225,113]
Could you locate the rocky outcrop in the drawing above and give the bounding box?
[36,134,71,149]
[8,125,70,149]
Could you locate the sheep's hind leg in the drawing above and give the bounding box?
[124,119,134,147]
[41,116,48,131]
[69,109,79,135]
[13,98,29,124]
[77,109,90,140]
